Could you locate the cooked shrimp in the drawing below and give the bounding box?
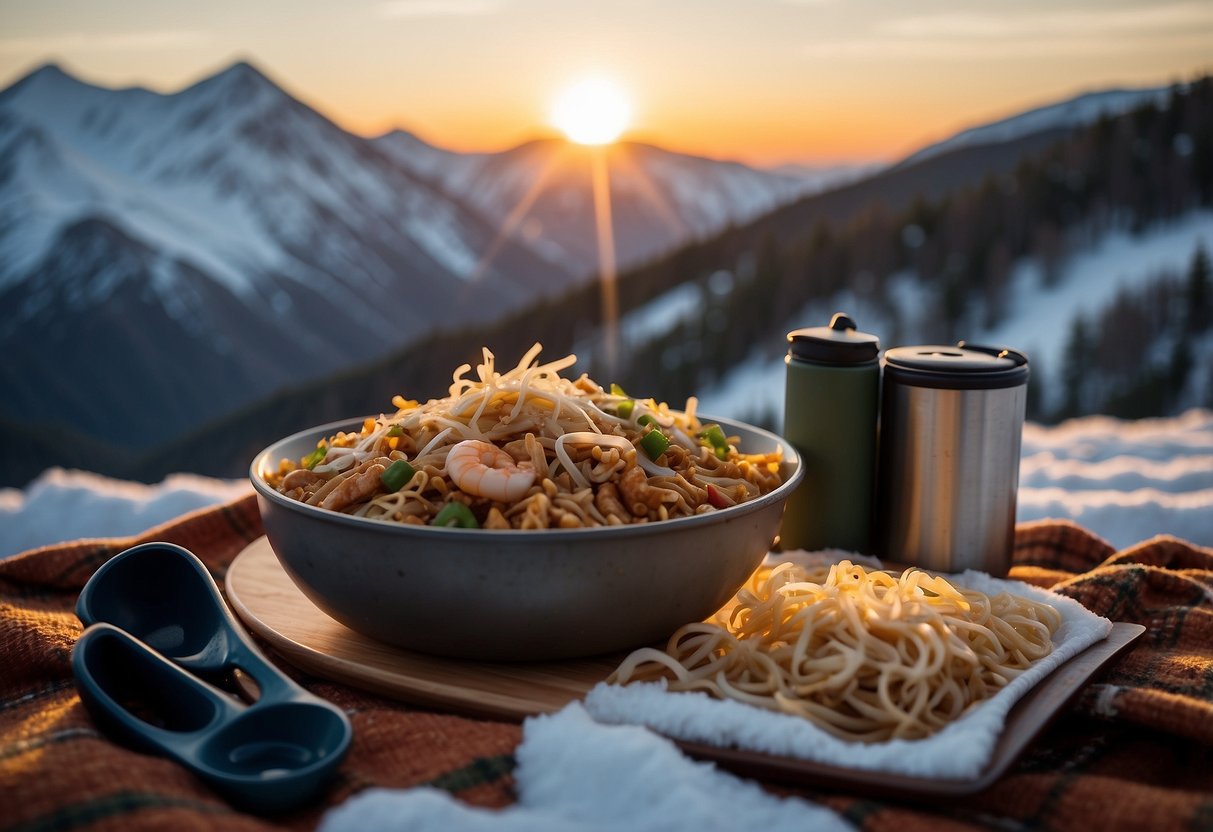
[446,439,536,502]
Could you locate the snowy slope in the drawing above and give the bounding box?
[0,62,564,302]
[696,211,1213,428]
[0,64,284,293]
[373,127,482,184]
[901,84,1173,168]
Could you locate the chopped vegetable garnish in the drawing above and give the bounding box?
[386,425,405,437]
[706,484,730,509]
[639,428,670,460]
[637,414,657,428]
[698,424,730,459]
[380,459,416,492]
[615,399,635,419]
[432,501,478,528]
[302,444,327,470]
[610,383,628,397]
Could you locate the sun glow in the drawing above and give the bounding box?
[550,77,632,146]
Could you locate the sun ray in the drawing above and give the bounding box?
[590,146,619,375]
[468,143,570,283]
[605,143,689,240]
[472,74,635,375]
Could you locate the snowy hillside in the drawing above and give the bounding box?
[900,83,1174,167]
[375,132,820,275]
[0,62,559,301]
[695,211,1213,426]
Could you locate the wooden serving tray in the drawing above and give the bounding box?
[226,536,1143,797]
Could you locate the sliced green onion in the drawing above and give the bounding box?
[639,429,670,460]
[698,424,730,459]
[432,501,479,529]
[302,444,327,470]
[610,383,629,397]
[615,399,635,419]
[386,425,405,437]
[637,414,657,428]
[380,459,416,492]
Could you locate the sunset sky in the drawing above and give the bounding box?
[1,0,1209,167]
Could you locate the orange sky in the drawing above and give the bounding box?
[1,0,1210,166]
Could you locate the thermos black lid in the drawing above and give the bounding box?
[787,312,881,365]
[883,342,1029,389]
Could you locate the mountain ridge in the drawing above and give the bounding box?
[372,131,825,277]
[900,82,1175,168]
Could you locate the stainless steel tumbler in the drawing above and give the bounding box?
[781,313,881,553]
[875,343,1029,575]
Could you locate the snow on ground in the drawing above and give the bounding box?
[980,210,1213,412]
[1,411,1209,558]
[1017,409,1213,548]
[0,469,251,557]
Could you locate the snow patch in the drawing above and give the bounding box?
[983,211,1213,411]
[0,469,251,557]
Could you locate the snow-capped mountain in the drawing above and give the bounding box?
[900,84,1174,167]
[1,60,839,457]
[375,131,820,275]
[0,61,570,447]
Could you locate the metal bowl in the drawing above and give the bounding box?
[249,416,802,661]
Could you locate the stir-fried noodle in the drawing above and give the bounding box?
[610,561,1061,742]
[267,344,784,529]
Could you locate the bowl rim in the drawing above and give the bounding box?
[249,413,802,542]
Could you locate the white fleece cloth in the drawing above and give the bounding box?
[584,558,1113,781]
[318,703,849,832]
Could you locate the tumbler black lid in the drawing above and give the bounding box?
[787,312,880,365]
[883,342,1029,389]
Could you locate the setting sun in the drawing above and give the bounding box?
[550,77,632,146]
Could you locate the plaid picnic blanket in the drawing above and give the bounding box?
[1,495,1210,831]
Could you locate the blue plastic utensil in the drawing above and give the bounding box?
[72,542,352,813]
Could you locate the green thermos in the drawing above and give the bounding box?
[780,312,881,553]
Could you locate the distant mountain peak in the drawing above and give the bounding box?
[183,59,283,103]
[24,62,73,82]
[0,61,85,102]
[212,59,271,84]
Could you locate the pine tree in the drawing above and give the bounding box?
[1059,317,1090,419]
[1169,338,1193,408]
[1186,243,1211,334]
